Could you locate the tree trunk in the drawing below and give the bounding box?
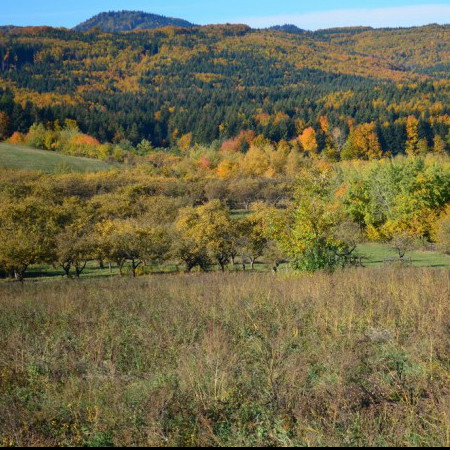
[218,261,225,272]
[272,261,280,274]
[118,260,125,276]
[131,259,142,278]
[14,268,26,282]
[75,261,87,278]
[62,263,71,277]
[217,256,227,272]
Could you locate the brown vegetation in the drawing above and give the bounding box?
[0,268,449,446]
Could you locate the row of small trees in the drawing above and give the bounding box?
[0,194,280,280]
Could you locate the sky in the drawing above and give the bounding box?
[0,0,450,30]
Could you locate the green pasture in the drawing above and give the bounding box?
[0,143,115,173]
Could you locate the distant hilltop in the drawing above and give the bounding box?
[268,24,305,34]
[72,10,197,33]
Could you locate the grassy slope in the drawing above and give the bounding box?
[0,143,115,173]
[1,269,449,446]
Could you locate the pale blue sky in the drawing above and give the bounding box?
[0,0,449,30]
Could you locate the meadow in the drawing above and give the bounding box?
[0,144,115,173]
[0,268,449,446]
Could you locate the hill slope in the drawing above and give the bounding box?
[0,23,449,150]
[0,143,116,173]
[73,10,196,33]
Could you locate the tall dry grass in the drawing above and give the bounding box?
[0,268,449,446]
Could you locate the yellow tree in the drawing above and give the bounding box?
[177,132,193,152]
[341,123,382,160]
[176,200,234,271]
[55,199,96,277]
[0,196,60,280]
[433,135,446,154]
[235,211,268,270]
[240,145,270,177]
[96,219,171,277]
[298,127,318,156]
[436,207,450,254]
[406,115,419,156]
[318,115,329,133]
[417,138,429,155]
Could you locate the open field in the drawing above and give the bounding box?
[0,143,116,173]
[0,268,449,446]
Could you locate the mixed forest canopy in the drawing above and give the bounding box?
[0,20,449,159]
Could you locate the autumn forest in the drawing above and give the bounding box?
[0,22,450,156]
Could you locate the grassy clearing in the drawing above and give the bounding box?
[0,143,115,173]
[358,243,450,268]
[0,268,449,446]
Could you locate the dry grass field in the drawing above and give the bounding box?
[1,268,450,446]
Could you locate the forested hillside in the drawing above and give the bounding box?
[0,22,449,156]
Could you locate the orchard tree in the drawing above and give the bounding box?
[235,208,268,270]
[172,237,211,272]
[176,200,234,271]
[436,208,450,254]
[0,196,60,280]
[333,220,363,263]
[389,231,420,260]
[97,219,171,277]
[263,240,287,273]
[55,200,96,277]
[228,178,261,210]
[265,165,357,272]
